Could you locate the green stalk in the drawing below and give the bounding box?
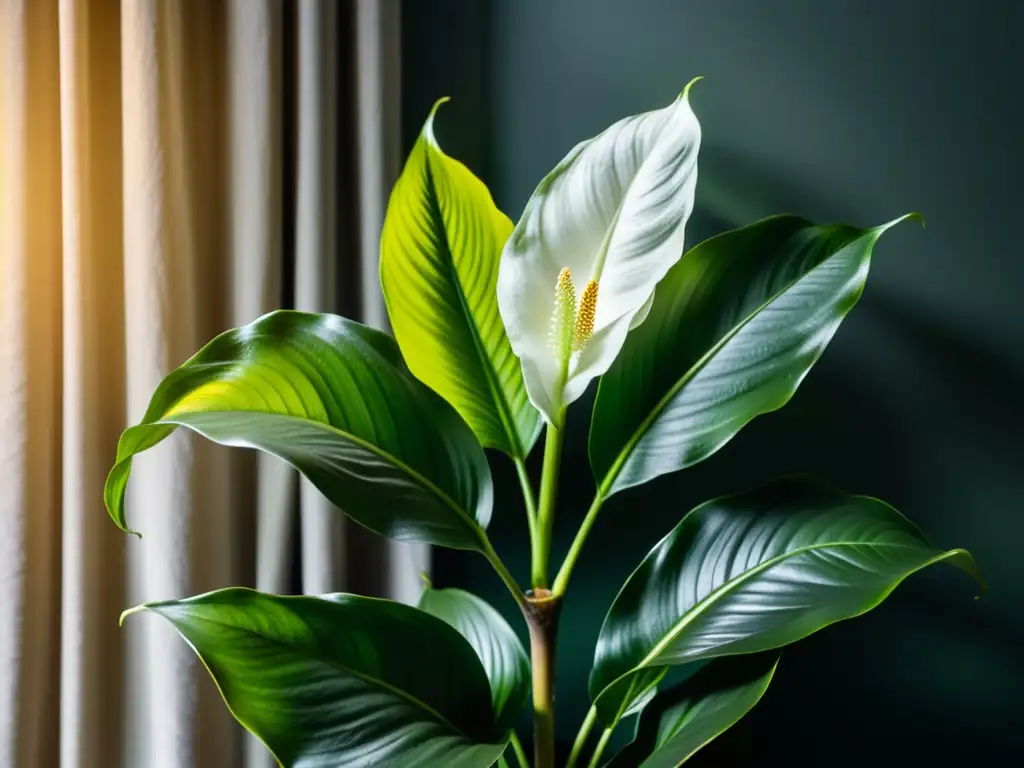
[586,727,614,768]
[525,415,567,768]
[480,534,527,613]
[552,491,605,597]
[515,456,539,541]
[565,705,598,768]
[509,731,530,768]
[531,419,565,589]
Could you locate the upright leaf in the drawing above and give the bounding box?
[419,586,531,735]
[497,83,701,425]
[590,476,981,722]
[123,589,507,767]
[381,99,540,459]
[591,214,919,496]
[104,311,493,551]
[608,653,779,767]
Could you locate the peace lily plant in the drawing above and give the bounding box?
[106,82,981,767]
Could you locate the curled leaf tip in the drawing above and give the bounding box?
[119,604,146,627]
[423,97,453,141]
[681,76,705,100]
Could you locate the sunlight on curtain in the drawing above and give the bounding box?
[0,2,413,766]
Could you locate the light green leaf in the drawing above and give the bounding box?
[418,587,531,735]
[104,311,493,551]
[381,99,540,459]
[497,82,702,425]
[123,588,507,767]
[590,214,919,496]
[590,476,981,722]
[607,653,779,767]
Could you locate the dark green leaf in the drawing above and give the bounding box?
[418,586,531,734]
[104,311,493,550]
[122,588,507,767]
[381,100,540,460]
[607,653,779,767]
[590,476,981,722]
[590,214,919,497]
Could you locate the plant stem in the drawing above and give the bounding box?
[552,491,605,597]
[565,705,598,768]
[524,590,561,768]
[480,534,528,613]
[531,419,565,589]
[515,457,539,540]
[586,727,614,768]
[509,731,530,768]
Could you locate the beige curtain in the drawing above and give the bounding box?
[0,1,423,766]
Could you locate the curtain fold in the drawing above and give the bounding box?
[0,1,63,766]
[0,1,410,765]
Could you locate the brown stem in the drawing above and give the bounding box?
[524,588,562,768]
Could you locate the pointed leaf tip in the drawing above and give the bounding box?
[119,604,146,627]
[877,212,925,235]
[682,76,704,100]
[422,97,452,145]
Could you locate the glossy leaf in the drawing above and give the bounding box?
[104,311,493,550]
[381,100,540,459]
[497,83,701,425]
[607,653,779,767]
[123,588,506,767]
[418,586,531,735]
[590,476,981,722]
[590,214,919,496]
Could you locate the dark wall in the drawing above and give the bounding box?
[403,1,1023,762]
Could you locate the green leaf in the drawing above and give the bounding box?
[590,214,920,497]
[381,99,540,459]
[104,311,493,551]
[418,586,531,735]
[589,476,981,722]
[123,588,507,767]
[607,653,779,767]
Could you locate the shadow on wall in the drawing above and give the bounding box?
[407,0,1024,761]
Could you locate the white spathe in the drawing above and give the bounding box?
[497,83,702,426]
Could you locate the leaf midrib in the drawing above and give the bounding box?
[158,408,486,546]
[422,143,527,459]
[597,227,865,494]
[175,610,481,742]
[596,537,942,708]
[635,539,935,670]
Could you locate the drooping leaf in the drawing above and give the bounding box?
[418,586,531,735]
[497,82,702,425]
[381,99,540,459]
[122,588,507,767]
[104,311,493,550]
[590,476,982,722]
[590,214,919,496]
[607,653,779,767]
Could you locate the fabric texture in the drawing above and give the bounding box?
[0,1,422,766]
